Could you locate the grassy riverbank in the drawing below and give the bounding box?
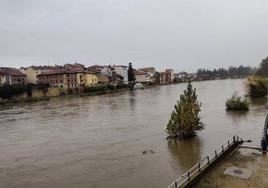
[0,87,130,105]
[0,96,50,105]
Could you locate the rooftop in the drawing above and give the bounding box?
[37,67,96,75]
[139,67,156,73]
[0,67,26,76]
[133,69,147,75]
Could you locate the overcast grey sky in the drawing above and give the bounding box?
[0,0,268,72]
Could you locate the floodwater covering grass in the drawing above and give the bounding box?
[225,96,249,111]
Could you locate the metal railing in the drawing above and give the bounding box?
[261,113,268,151]
[167,135,243,188]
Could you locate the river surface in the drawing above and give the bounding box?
[0,79,267,188]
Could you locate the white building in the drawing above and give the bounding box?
[113,65,128,84]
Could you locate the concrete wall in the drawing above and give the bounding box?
[3,87,63,101]
[32,87,61,98]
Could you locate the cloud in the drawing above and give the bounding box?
[0,0,268,72]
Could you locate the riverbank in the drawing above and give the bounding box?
[0,77,247,106]
[195,146,267,188]
[0,87,130,105]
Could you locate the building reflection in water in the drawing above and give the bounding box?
[167,137,202,172]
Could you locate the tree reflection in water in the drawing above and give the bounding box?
[167,137,202,172]
[226,110,249,123]
[248,97,268,108]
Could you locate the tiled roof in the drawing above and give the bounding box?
[38,67,96,75]
[0,67,26,76]
[113,65,127,67]
[139,67,155,73]
[30,66,56,70]
[87,68,98,74]
[37,68,75,75]
[133,69,147,75]
[89,65,105,69]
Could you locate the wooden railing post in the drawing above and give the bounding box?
[207,156,210,164]
[187,171,190,181]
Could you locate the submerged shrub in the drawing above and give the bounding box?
[246,76,268,98]
[225,95,249,111]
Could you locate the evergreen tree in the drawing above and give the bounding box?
[257,57,268,76]
[166,82,203,139]
[128,62,135,88]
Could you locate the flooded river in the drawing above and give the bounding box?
[0,79,267,188]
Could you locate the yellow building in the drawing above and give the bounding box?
[0,73,4,85]
[20,66,55,84]
[76,70,98,87]
[37,69,98,90]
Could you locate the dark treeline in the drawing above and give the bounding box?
[196,65,256,77]
[256,57,268,76]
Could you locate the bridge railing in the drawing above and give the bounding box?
[167,135,243,188]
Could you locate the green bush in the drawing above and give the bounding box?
[246,76,268,97]
[116,83,129,89]
[225,96,249,111]
[84,85,106,93]
[107,85,116,90]
[0,85,26,99]
[84,84,129,93]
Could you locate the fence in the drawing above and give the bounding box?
[261,113,268,151]
[167,135,243,188]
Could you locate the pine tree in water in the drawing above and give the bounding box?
[166,81,203,139]
[127,62,135,88]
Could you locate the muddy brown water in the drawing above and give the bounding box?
[0,79,267,188]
